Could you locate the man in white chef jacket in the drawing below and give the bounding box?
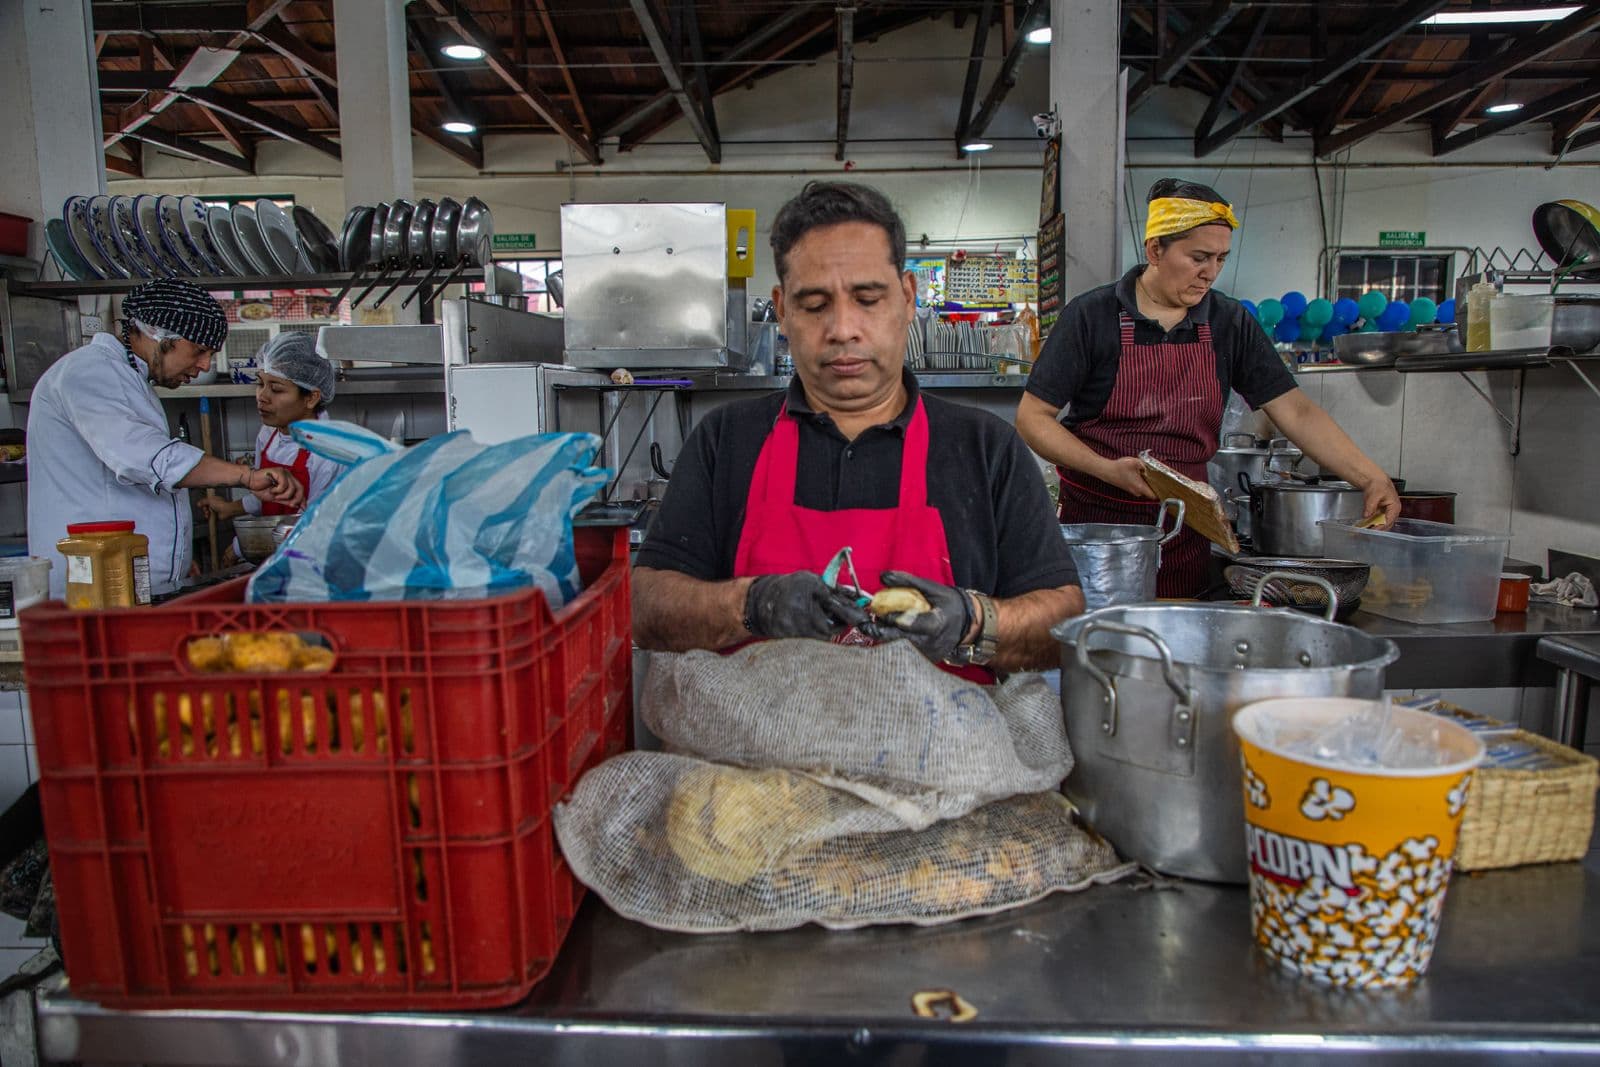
[27,279,304,599]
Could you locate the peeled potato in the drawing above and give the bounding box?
[186,637,227,672]
[293,646,336,673]
[870,587,931,623]
[667,766,819,886]
[224,632,301,673]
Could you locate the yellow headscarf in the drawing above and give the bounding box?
[1144,197,1241,241]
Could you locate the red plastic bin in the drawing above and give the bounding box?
[19,525,631,1011]
[0,212,29,257]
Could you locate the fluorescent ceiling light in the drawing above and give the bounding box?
[441,43,486,61]
[1025,25,1052,44]
[1423,6,1579,25]
[442,120,478,134]
[1485,102,1524,114]
[962,141,994,152]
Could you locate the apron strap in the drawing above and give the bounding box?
[752,397,931,509]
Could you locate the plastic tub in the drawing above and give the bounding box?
[0,557,51,628]
[1319,517,1510,623]
[1490,294,1554,351]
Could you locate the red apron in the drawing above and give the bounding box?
[257,429,312,517]
[732,398,993,683]
[1056,310,1223,598]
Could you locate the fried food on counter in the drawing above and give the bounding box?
[869,587,932,624]
[184,632,335,674]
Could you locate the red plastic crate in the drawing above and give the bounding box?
[20,526,631,1011]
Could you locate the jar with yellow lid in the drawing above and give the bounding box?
[56,521,151,610]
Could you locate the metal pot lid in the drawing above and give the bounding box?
[1253,479,1358,492]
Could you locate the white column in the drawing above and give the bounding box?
[334,0,414,209]
[0,0,105,261]
[1050,0,1125,290]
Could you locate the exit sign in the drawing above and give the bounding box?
[491,233,539,254]
[1379,230,1426,248]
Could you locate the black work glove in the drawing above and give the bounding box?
[862,570,974,663]
[744,572,872,641]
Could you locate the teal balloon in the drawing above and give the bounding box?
[1257,298,1285,326]
[1357,290,1388,321]
[1298,321,1322,343]
[1408,297,1438,325]
[1303,298,1334,327]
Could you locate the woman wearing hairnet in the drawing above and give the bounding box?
[199,333,342,563]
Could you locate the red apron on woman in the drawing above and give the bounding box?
[1056,310,1223,598]
[256,429,312,517]
[732,398,993,683]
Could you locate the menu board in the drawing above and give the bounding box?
[906,256,947,307]
[1037,213,1065,335]
[943,255,1037,310]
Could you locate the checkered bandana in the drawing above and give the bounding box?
[121,279,228,351]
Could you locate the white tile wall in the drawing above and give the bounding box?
[0,691,21,744]
[0,743,29,813]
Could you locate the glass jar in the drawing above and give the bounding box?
[56,521,151,610]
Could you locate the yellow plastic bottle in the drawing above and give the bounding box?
[56,521,152,609]
[1466,282,1495,353]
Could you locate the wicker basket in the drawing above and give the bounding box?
[1456,729,1598,871]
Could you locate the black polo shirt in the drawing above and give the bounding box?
[636,370,1079,597]
[1026,266,1297,426]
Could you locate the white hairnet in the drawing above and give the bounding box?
[132,318,185,343]
[256,332,336,402]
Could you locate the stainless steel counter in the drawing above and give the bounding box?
[1345,602,1600,689]
[35,862,1600,1065]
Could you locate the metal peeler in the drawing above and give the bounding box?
[820,546,871,608]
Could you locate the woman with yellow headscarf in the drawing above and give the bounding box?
[1016,178,1399,597]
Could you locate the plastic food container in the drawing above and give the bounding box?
[0,557,51,628]
[1490,294,1554,351]
[1497,572,1531,613]
[1319,517,1510,624]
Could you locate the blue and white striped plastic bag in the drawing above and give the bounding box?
[247,423,609,604]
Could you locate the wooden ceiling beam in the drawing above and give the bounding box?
[966,0,1047,139]
[1195,7,1270,147]
[127,126,254,173]
[836,3,854,161]
[628,0,720,162]
[182,84,341,159]
[404,17,484,170]
[91,3,248,34]
[1127,0,1246,112]
[105,151,141,178]
[1553,97,1600,150]
[1566,122,1600,152]
[420,0,599,164]
[1318,1,1600,156]
[954,0,995,157]
[200,109,256,168]
[1197,0,1451,157]
[252,20,335,84]
[1436,76,1600,154]
[531,0,590,137]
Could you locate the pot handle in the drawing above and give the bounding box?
[1238,471,1253,495]
[1074,620,1196,745]
[1222,431,1258,448]
[1250,571,1339,622]
[1155,497,1186,546]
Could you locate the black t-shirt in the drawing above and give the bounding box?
[1025,266,1297,425]
[636,370,1079,596]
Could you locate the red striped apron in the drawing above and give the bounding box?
[1057,310,1223,598]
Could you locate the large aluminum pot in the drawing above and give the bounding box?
[1245,477,1366,557]
[1060,498,1183,610]
[1207,433,1308,500]
[1053,583,1398,883]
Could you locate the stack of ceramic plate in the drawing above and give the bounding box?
[46,195,341,282]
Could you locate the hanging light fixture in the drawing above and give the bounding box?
[1485,102,1523,115]
[443,120,478,135]
[962,141,994,152]
[1025,26,1052,44]
[441,43,486,61]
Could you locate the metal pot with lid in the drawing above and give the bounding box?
[1209,434,1311,541]
[1244,475,1367,557]
[1052,575,1399,883]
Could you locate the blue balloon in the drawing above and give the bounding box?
[1240,299,1258,320]
[1377,302,1410,331]
[1273,318,1301,343]
[1436,298,1457,325]
[1281,291,1309,319]
[1332,298,1360,326]
[1322,322,1349,341]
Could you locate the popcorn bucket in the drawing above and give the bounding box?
[1232,697,1485,989]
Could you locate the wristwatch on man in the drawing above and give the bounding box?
[951,590,999,666]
